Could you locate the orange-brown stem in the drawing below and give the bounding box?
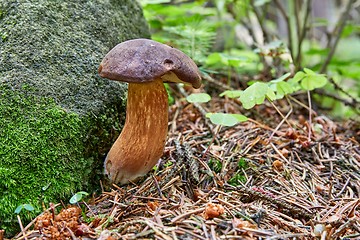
[104,78,168,184]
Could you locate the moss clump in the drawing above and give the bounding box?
[0,0,149,235]
[0,84,89,230]
[0,85,125,235]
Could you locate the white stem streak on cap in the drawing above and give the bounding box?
[104,78,168,184]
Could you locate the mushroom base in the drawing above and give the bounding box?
[104,78,168,184]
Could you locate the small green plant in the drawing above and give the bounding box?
[291,68,328,91]
[237,157,248,169]
[227,158,248,186]
[239,82,276,109]
[228,173,246,186]
[208,158,222,173]
[69,191,89,204]
[219,90,243,98]
[186,68,330,126]
[14,204,35,214]
[186,93,211,103]
[206,113,248,127]
[163,160,173,168]
[186,92,248,127]
[268,73,294,99]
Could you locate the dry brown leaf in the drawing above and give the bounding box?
[232,218,257,229]
[147,201,160,212]
[273,160,284,171]
[203,203,225,220]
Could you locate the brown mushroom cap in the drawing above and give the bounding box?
[98,38,201,89]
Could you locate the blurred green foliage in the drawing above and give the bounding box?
[140,0,360,119]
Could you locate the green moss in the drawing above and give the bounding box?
[0,84,125,235]
[227,158,248,186]
[0,84,89,230]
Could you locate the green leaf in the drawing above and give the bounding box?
[239,82,269,109]
[303,67,316,75]
[186,93,211,103]
[300,74,327,90]
[276,81,294,98]
[305,48,329,56]
[219,90,243,98]
[269,73,291,83]
[231,114,248,122]
[205,52,248,68]
[14,205,23,214]
[23,204,35,211]
[220,54,248,67]
[341,23,359,38]
[292,68,328,91]
[266,87,276,101]
[14,204,34,214]
[70,191,88,204]
[292,71,306,82]
[267,73,294,99]
[269,79,295,99]
[205,52,222,66]
[206,113,245,126]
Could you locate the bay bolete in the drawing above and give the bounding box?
[98,38,201,184]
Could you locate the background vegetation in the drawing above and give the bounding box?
[140,0,360,121]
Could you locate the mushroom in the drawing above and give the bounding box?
[98,38,201,184]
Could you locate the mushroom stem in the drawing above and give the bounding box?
[104,78,169,184]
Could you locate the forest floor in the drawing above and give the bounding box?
[10,78,360,240]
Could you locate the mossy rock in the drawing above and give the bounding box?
[0,0,149,235]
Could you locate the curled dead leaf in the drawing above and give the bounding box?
[272,160,284,171]
[203,203,225,220]
[147,201,160,212]
[232,218,257,229]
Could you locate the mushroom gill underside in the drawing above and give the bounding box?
[104,78,169,184]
